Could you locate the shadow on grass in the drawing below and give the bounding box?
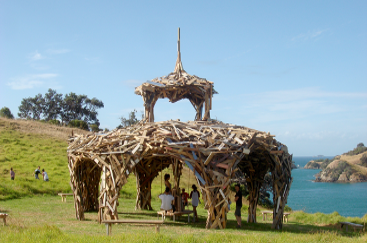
[112,210,364,238]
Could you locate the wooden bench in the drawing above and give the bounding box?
[0,213,8,226]
[157,210,194,222]
[102,219,163,235]
[340,222,364,232]
[261,211,291,223]
[58,193,73,202]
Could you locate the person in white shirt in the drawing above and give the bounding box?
[158,187,174,212]
[42,169,49,182]
[189,184,200,222]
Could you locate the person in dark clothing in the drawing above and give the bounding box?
[34,166,41,179]
[10,168,15,180]
[234,184,242,228]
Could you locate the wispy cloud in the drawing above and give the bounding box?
[223,49,252,62]
[218,87,367,127]
[29,51,45,61]
[47,48,70,54]
[122,79,144,88]
[7,73,58,90]
[291,29,329,42]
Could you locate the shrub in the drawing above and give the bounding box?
[345,144,367,156]
[48,119,61,126]
[68,120,89,130]
[89,124,100,132]
[320,159,332,170]
[360,154,367,167]
[0,107,14,119]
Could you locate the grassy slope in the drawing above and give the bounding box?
[0,121,71,199]
[326,151,367,175]
[0,118,366,242]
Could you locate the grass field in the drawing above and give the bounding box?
[1,118,366,242]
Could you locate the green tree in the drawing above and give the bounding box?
[43,89,63,121]
[61,92,104,126]
[18,94,44,120]
[0,107,14,119]
[357,143,365,148]
[118,109,141,128]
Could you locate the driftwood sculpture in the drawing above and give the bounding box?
[135,28,217,122]
[67,28,292,230]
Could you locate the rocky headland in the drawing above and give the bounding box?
[304,144,367,183]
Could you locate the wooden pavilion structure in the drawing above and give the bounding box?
[67,28,292,230]
[135,28,216,122]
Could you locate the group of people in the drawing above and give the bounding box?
[9,166,49,181]
[158,174,244,228]
[34,166,49,181]
[158,174,201,222]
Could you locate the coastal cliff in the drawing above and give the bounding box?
[304,144,367,182]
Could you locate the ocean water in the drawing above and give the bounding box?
[287,156,367,217]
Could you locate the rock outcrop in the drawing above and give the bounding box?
[312,151,367,183]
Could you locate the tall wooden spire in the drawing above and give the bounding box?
[174,27,184,74]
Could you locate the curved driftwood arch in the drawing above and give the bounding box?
[68,120,292,229]
[67,28,292,230]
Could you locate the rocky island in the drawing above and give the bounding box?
[304,143,367,182]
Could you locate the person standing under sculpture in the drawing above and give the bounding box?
[164,174,172,193]
[234,184,242,228]
[189,184,200,222]
[181,188,189,209]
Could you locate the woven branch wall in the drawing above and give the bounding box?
[67,120,292,229]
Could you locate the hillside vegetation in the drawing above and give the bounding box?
[304,144,367,182]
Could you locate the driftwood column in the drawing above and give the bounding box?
[99,164,121,222]
[172,158,183,211]
[271,153,293,229]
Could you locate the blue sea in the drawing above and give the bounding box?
[287,156,367,218]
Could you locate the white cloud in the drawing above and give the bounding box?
[291,29,329,42]
[7,73,58,90]
[47,49,70,54]
[29,51,45,61]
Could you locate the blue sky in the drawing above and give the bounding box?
[1,1,366,156]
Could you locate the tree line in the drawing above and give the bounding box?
[1,89,104,131]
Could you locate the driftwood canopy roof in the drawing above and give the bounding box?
[67,28,292,230]
[135,28,216,122]
[67,119,292,229]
